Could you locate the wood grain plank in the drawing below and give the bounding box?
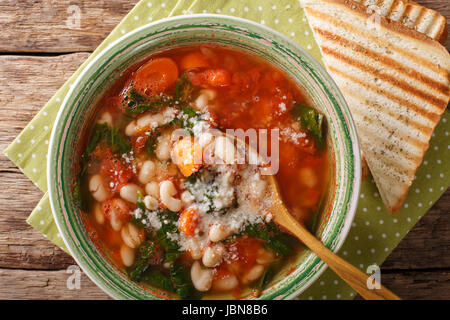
[0,0,137,53]
[0,0,448,53]
[0,268,110,299]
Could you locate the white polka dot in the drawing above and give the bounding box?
[376,206,381,211]
[274,19,279,24]
[429,188,433,192]
[404,203,408,208]
[43,111,48,116]
[384,247,389,252]
[354,236,359,240]
[147,2,152,7]
[148,17,153,21]
[360,193,364,198]
[44,126,49,130]
[230,8,235,13]
[161,3,166,7]
[382,233,386,238]
[352,222,356,227]
[368,235,373,239]
[244,7,248,12]
[379,220,384,224]
[216,9,221,13]
[407,217,411,222]
[426,174,431,179]
[440,173,444,178]
[121,29,126,34]
[18,153,22,157]
[322,295,327,300]
[418,202,423,207]
[393,218,398,223]
[415,188,420,193]
[17,139,21,144]
[31,139,35,144]
[446,131,449,136]
[57,233,61,238]
[307,44,312,50]
[343,251,348,256]
[350,292,355,297]
[308,296,313,300]
[45,140,49,145]
[56,97,61,102]
[291,32,295,36]
[258,6,262,11]
[365,221,370,225]
[40,220,44,225]
[320,281,324,286]
[424,160,428,165]
[395,232,400,237]
[272,5,277,10]
[260,20,265,24]
[30,125,34,130]
[134,16,139,20]
[288,18,293,23]
[302,17,307,22]
[32,154,36,158]
[286,4,291,9]
[370,248,375,253]
[437,159,442,164]
[305,30,309,35]
[337,294,341,299]
[356,250,361,255]
[359,264,364,268]
[363,207,367,212]
[334,280,338,285]
[443,118,447,123]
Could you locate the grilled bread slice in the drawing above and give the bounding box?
[301,0,450,213]
[351,0,447,43]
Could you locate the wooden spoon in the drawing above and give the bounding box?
[266,175,401,300]
[223,132,400,300]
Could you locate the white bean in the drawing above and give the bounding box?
[108,198,129,231]
[299,167,318,188]
[93,203,105,225]
[125,120,137,136]
[137,113,159,129]
[138,160,156,184]
[202,244,226,268]
[160,180,182,212]
[120,183,143,204]
[241,264,265,285]
[186,238,203,260]
[155,133,171,161]
[145,181,159,198]
[120,244,135,267]
[121,223,143,248]
[180,190,194,207]
[212,274,239,292]
[256,248,276,265]
[143,195,158,210]
[190,261,213,292]
[208,223,232,242]
[214,136,236,164]
[195,89,216,110]
[97,112,113,126]
[89,174,110,202]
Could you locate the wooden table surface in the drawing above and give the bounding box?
[0,0,448,300]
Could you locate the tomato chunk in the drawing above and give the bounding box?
[179,207,200,237]
[133,57,179,97]
[98,149,134,194]
[179,51,210,71]
[188,68,231,87]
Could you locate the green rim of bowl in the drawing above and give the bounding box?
[48,14,361,300]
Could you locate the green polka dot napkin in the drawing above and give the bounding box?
[4,0,449,300]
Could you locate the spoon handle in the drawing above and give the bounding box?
[275,211,401,300]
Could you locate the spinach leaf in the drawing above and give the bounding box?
[145,129,161,157]
[156,210,181,263]
[170,262,198,300]
[171,107,202,135]
[141,269,175,293]
[129,193,147,228]
[128,241,163,281]
[124,88,170,115]
[175,73,195,105]
[292,104,327,150]
[245,223,296,257]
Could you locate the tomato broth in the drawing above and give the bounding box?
[75,46,329,299]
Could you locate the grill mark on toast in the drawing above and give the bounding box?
[321,46,447,108]
[314,28,449,95]
[305,6,448,76]
[327,65,441,123]
[340,87,433,137]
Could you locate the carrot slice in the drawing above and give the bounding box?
[179,207,199,237]
[172,137,202,177]
[179,51,211,71]
[188,68,231,87]
[133,57,179,97]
